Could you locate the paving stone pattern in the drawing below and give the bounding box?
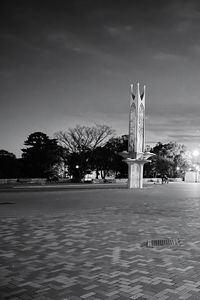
[1,204,200,299]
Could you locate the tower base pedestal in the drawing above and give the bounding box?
[124,159,150,189]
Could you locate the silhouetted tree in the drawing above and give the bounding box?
[55,124,115,152]
[90,135,128,179]
[55,124,115,180]
[105,135,128,178]
[0,150,22,178]
[67,148,91,182]
[21,132,62,178]
[144,142,190,178]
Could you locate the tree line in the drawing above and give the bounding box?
[0,124,192,181]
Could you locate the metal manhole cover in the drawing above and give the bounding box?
[141,238,181,248]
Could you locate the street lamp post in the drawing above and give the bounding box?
[75,165,80,182]
[192,150,199,183]
[195,165,199,183]
[176,166,180,178]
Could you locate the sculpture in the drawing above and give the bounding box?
[119,83,154,188]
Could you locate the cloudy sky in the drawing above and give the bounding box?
[1,0,200,157]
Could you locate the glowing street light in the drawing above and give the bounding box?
[193,149,199,157]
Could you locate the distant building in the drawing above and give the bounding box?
[185,170,200,183]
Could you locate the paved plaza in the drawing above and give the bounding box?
[1,183,200,299]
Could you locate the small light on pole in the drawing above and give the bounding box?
[193,150,199,157]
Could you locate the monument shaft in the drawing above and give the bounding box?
[129,83,145,158]
[119,83,153,189]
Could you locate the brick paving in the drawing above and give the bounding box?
[1,184,200,299]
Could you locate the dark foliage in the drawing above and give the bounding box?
[21,132,62,178]
[144,142,191,178]
[0,150,22,178]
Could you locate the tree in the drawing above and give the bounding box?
[55,124,115,153]
[154,156,174,177]
[67,149,91,182]
[0,150,20,178]
[55,124,115,180]
[104,135,128,178]
[21,132,62,178]
[90,135,128,179]
[90,146,113,179]
[173,151,191,178]
[144,142,190,178]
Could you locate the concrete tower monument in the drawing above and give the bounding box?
[120,83,153,189]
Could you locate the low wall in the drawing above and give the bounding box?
[143,178,161,184]
[92,179,117,184]
[0,178,47,185]
[0,178,18,184]
[116,178,183,184]
[144,178,182,183]
[115,178,162,184]
[115,178,128,184]
[0,177,183,185]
